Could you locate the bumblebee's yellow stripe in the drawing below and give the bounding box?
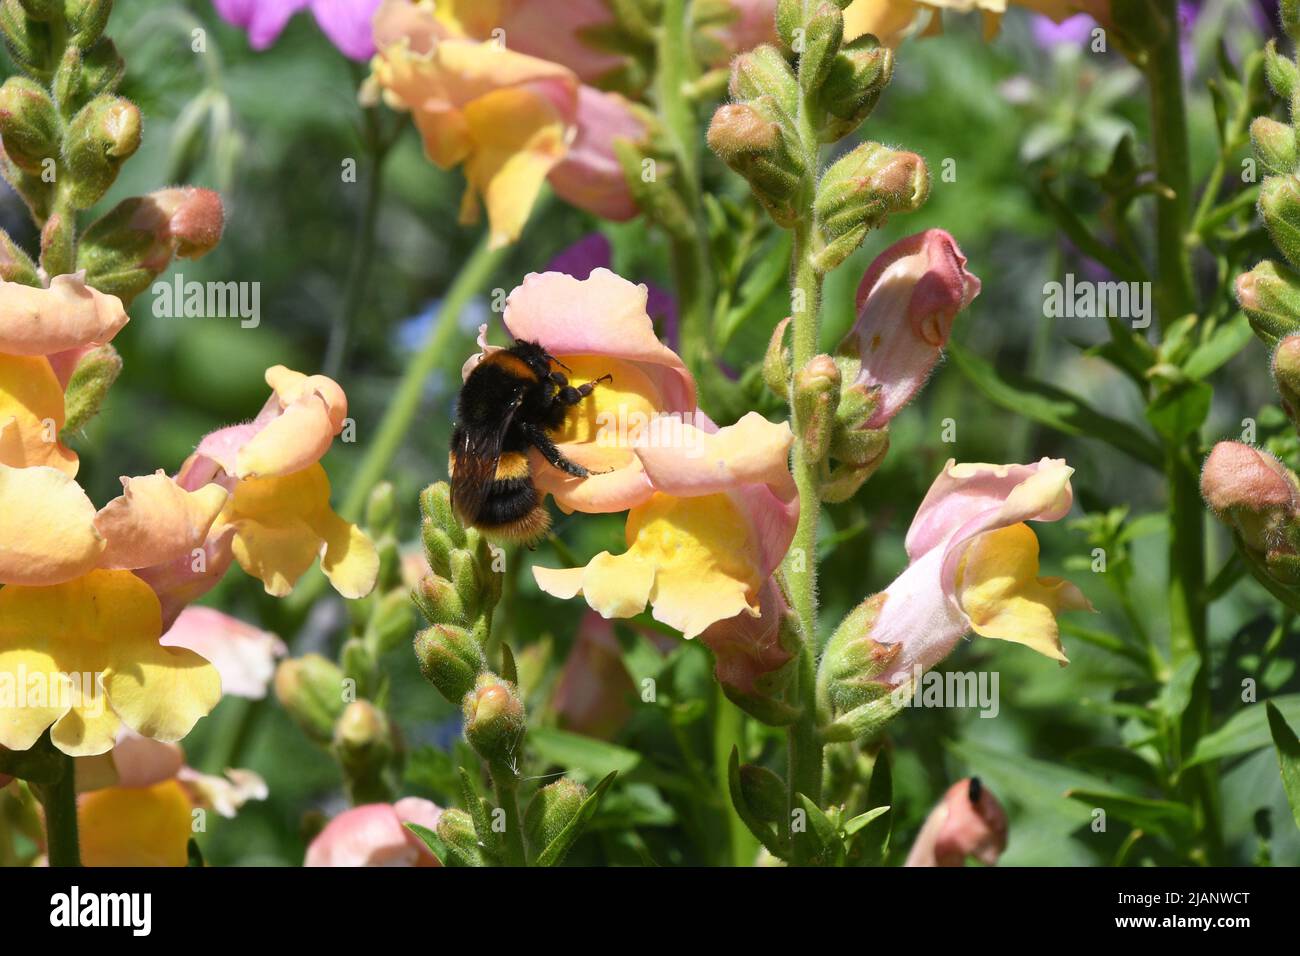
[495,452,530,480]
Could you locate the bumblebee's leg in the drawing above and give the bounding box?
[549,373,613,408]
[521,422,590,478]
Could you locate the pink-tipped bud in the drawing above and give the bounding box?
[1273,334,1300,420]
[905,777,1008,867]
[130,187,225,263]
[839,228,980,427]
[1201,441,1298,552]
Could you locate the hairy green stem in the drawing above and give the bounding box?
[782,4,828,862]
[38,751,80,868]
[490,766,528,867]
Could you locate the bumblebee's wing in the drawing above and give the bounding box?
[449,394,524,527]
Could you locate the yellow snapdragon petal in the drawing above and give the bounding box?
[534,492,761,638]
[955,523,1090,663]
[95,472,228,571]
[0,353,78,474]
[0,463,103,586]
[79,779,193,867]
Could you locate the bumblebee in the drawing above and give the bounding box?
[450,340,610,543]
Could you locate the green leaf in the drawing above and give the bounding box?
[948,739,1116,827]
[726,747,786,859]
[1145,380,1211,442]
[949,342,1162,469]
[1183,313,1253,379]
[795,793,839,852]
[536,771,617,866]
[500,643,518,685]
[1066,789,1195,840]
[853,747,892,864]
[1188,695,1300,766]
[527,727,642,779]
[843,805,890,837]
[403,823,448,866]
[458,767,497,858]
[1266,702,1300,832]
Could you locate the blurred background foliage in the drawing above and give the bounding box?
[3,0,1296,865]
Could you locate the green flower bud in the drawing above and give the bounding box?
[274,654,347,745]
[799,2,844,93]
[815,35,893,143]
[775,0,801,49]
[1253,117,1297,176]
[1260,174,1300,274]
[66,0,113,49]
[817,593,894,713]
[61,343,121,435]
[819,437,888,503]
[708,98,804,227]
[0,76,59,174]
[420,481,465,544]
[463,674,526,774]
[414,624,485,703]
[0,0,50,76]
[332,700,394,801]
[1264,40,1298,105]
[1236,259,1300,347]
[421,517,455,578]
[1273,334,1300,424]
[436,808,483,866]
[448,547,483,620]
[340,637,374,693]
[737,764,786,823]
[793,354,840,463]
[40,206,74,276]
[54,38,123,116]
[524,778,587,858]
[365,481,397,537]
[0,228,38,283]
[78,186,223,305]
[62,94,141,209]
[729,45,797,120]
[763,316,792,402]
[814,144,928,272]
[17,0,59,20]
[412,573,465,625]
[366,589,415,654]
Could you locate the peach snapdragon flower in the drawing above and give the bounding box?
[904,777,1008,866]
[305,798,444,866]
[368,0,647,246]
[843,0,1106,46]
[461,268,798,638]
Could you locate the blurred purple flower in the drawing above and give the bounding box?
[1031,13,1094,48]
[545,234,680,349]
[213,0,380,61]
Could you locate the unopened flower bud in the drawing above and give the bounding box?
[0,228,38,283]
[63,94,141,209]
[1253,117,1297,176]
[53,39,124,117]
[799,2,844,93]
[816,35,893,142]
[332,700,394,800]
[413,624,485,703]
[463,674,525,772]
[763,316,792,401]
[61,342,121,434]
[524,778,587,858]
[729,45,797,120]
[17,0,61,20]
[366,589,414,654]
[905,777,1008,867]
[365,481,397,537]
[274,654,347,745]
[1237,259,1300,346]
[1264,40,1297,104]
[0,76,59,173]
[1259,174,1300,274]
[77,186,224,305]
[708,98,803,227]
[65,0,113,48]
[814,144,928,272]
[793,354,840,463]
[436,808,482,865]
[1274,335,1300,422]
[817,593,893,713]
[420,481,465,542]
[737,764,786,823]
[412,572,463,625]
[775,0,801,48]
[1200,441,1299,554]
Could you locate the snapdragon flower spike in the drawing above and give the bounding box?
[839,228,980,429]
[820,459,1090,729]
[904,777,1008,867]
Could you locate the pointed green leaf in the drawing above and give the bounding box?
[726,747,787,859]
[1266,702,1300,831]
[403,823,448,866]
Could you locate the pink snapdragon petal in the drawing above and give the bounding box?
[547,86,644,222]
[304,799,443,867]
